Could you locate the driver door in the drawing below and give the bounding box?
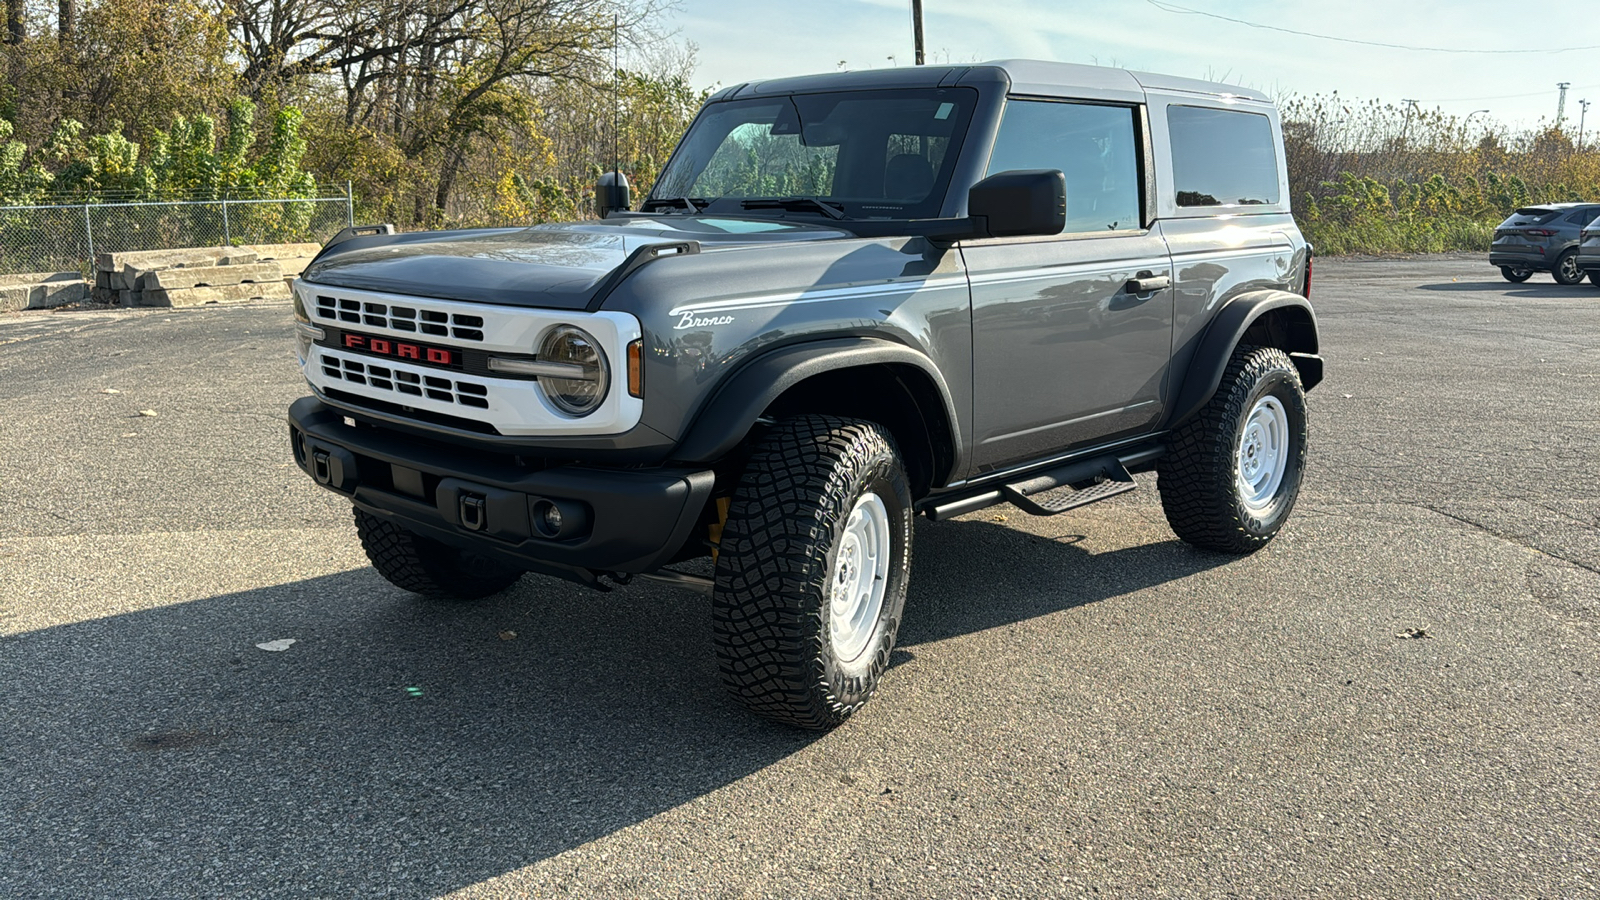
[963,99,1174,473]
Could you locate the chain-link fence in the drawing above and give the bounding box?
[0,194,355,275]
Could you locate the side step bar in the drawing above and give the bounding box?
[1000,459,1134,516]
[925,448,1158,521]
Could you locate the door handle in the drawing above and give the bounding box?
[1127,274,1171,294]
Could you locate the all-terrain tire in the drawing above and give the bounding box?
[712,415,913,730]
[1552,249,1584,285]
[354,508,524,599]
[1500,267,1532,283]
[1157,345,1308,554]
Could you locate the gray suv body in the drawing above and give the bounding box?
[287,60,1323,728]
[1576,214,1600,285]
[1489,202,1600,284]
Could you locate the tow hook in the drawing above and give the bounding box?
[458,492,488,531]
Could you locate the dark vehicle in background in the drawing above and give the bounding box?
[1490,203,1600,284]
[1577,214,1600,286]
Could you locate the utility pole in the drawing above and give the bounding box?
[911,0,925,65]
[1579,100,1591,151]
[1556,82,1571,127]
[1399,99,1419,145]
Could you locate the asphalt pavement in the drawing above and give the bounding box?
[1,256,1596,898]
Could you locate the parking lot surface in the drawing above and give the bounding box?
[2,256,1597,898]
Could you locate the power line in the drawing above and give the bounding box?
[1414,82,1600,104]
[1144,0,1600,54]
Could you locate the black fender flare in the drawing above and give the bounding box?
[1164,289,1323,430]
[668,337,964,476]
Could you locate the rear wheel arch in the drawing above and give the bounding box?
[1166,291,1322,431]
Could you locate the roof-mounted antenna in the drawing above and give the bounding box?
[596,11,630,218]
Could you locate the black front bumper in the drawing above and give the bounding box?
[288,397,714,580]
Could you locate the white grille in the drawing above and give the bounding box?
[319,352,490,409]
[315,293,485,341]
[295,280,644,436]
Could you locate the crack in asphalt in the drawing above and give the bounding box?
[0,497,79,526]
[1409,503,1600,577]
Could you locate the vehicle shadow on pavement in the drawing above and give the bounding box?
[899,516,1230,648]
[0,517,1225,899]
[0,568,801,898]
[1415,281,1591,295]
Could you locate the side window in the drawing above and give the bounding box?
[1566,209,1593,224]
[1168,105,1279,207]
[986,100,1142,234]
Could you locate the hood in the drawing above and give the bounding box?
[301,217,851,309]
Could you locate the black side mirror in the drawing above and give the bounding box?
[596,170,631,218]
[968,169,1065,238]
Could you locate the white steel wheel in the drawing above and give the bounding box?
[828,491,892,662]
[1236,395,1289,512]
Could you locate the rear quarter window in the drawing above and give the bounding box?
[1168,106,1279,208]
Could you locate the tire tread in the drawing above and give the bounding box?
[712,415,907,730]
[1157,345,1306,554]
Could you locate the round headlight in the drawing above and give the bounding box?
[537,325,609,416]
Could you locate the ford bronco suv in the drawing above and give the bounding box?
[288,60,1322,729]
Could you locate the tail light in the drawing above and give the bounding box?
[1583,229,1593,242]
[1525,229,1557,237]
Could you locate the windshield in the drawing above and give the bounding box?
[650,88,978,220]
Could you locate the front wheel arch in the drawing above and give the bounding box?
[669,338,963,492]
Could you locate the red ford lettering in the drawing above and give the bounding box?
[337,330,457,368]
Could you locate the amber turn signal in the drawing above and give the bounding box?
[627,339,643,397]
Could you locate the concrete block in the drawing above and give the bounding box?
[140,281,292,307]
[0,275,89,310]
[30,281,89,308]
[125,254,263,291]
[91,287,117,304]
[143,262,285,291]
[240,242,323,261]
[98,247,262,288]
[275,257,313,278]
[0,284,30,312]
[0,271,83,287]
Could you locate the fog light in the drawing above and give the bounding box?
[539,501,563,534]
[529,497,589,540]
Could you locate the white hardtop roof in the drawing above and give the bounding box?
[985,59,1271,102]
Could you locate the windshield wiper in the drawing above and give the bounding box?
[739,197,847,220]
[641,196,708,213]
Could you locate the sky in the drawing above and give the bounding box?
[664,0,1600,132]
